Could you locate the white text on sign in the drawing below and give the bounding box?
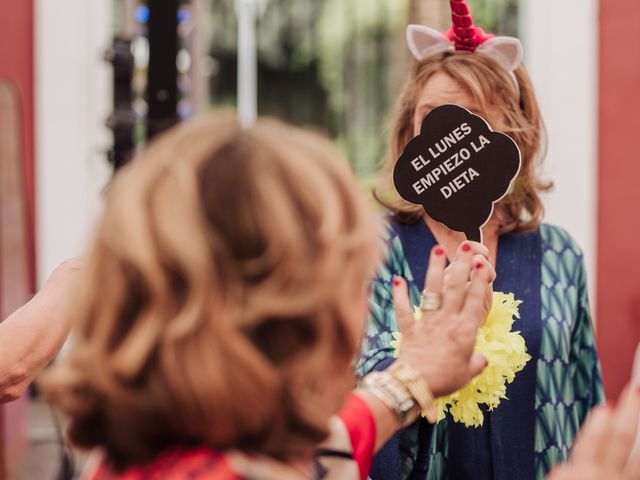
[410,126,491,199]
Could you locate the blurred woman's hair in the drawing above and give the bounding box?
[376,51,552,232]
[42,112,380,470]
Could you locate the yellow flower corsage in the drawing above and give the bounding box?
[391,291,531,428]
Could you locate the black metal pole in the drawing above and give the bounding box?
[146,0,180,139]
[105,36,136,171]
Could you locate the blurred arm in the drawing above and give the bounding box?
[0,257,81,402]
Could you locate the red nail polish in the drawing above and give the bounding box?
[462,243,471,252]
[475,262,484,269]
[393,278,401,287]
[435,247,445,256]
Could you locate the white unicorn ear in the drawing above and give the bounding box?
[406,24,452,61]
[480,37,523,72]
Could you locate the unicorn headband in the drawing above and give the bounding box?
[407,0,523,91]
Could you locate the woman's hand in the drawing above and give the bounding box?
[345,242,495,465]
[547,384,640,480]
[0,256,83,402]
[395,241,495,398]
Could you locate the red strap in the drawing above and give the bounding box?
[337,394,376,480]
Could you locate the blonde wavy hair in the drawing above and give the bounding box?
[42,112,380,470]
[376,51,552,232]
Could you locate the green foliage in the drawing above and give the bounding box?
[311,0,410,176]
[205,0,519,178]
[314,0,409,111]
[472,0,519,36]
[209,0,324,69]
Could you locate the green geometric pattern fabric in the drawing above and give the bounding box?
[534,224,604,478]
[358,232,420,375]
[358,223,604,480]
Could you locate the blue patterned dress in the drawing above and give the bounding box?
[358,218,604,480]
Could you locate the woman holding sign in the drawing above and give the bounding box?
[358,1,604,479]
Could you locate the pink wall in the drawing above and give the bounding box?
[0,1,35,477]
[598,0,640,399]
[0,0,36,292]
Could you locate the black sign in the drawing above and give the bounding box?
[393,104,521,242]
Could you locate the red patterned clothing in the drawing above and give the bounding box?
[84,448,237,480]
[83,393,377,480]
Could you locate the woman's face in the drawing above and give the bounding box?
[412,72,481,136]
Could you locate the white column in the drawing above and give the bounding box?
[190,0,212,113]
[520,0,599,302]
[235,0,259,128]
[35,0,113,285]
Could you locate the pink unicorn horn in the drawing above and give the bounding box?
[449,0,487,52]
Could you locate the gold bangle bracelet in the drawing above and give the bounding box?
[359,371,416,425]
[387,361,438,423]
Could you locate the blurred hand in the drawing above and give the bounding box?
[395,241,495,398]
[0,256,84,402]
[547,385,640,480]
